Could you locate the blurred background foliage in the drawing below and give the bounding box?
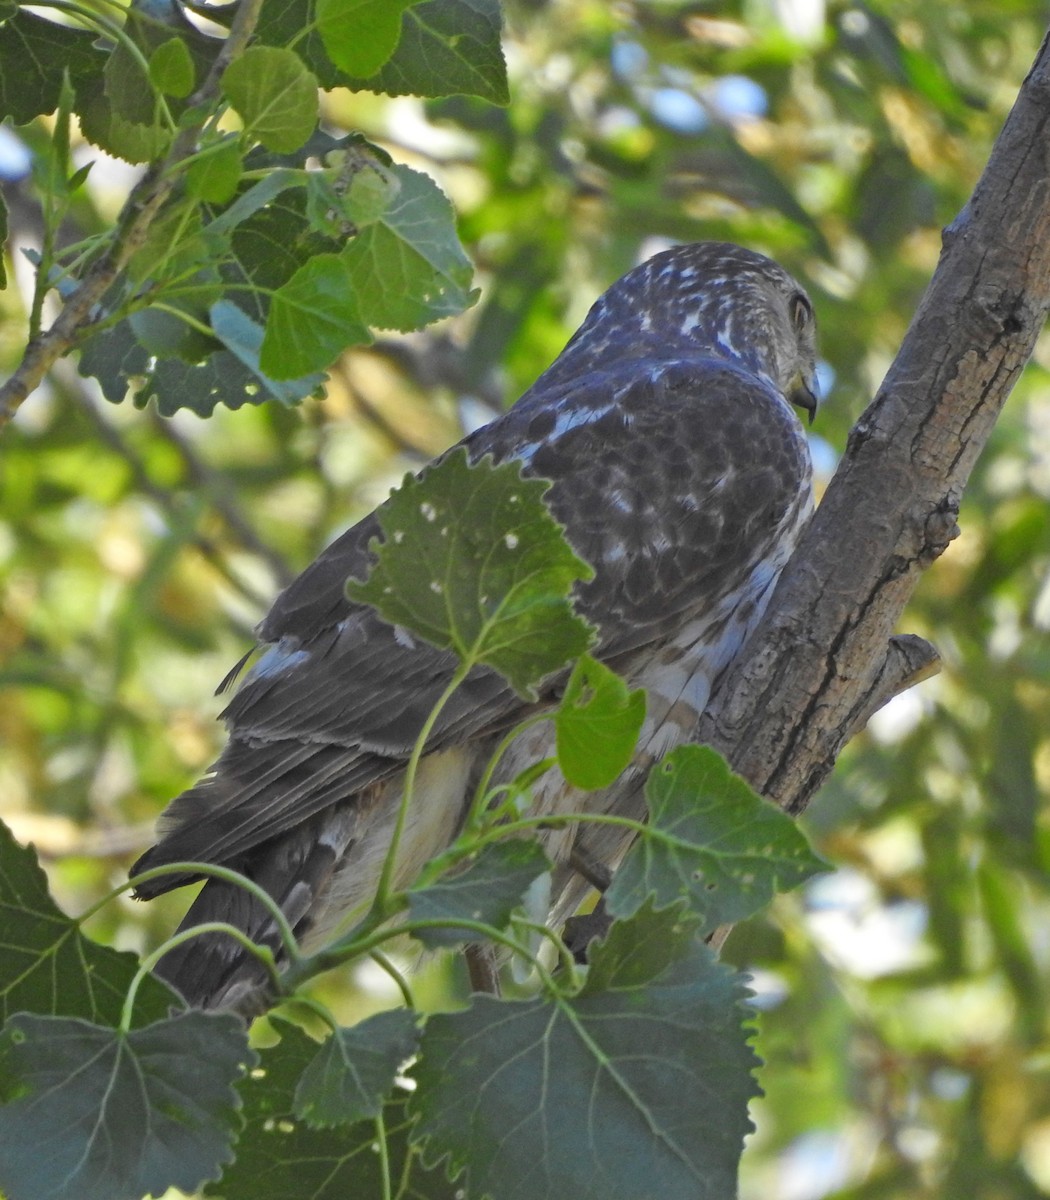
[2,0,1050,1196]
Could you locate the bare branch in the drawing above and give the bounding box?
[698,27,1050,813]
[841,633,941,744]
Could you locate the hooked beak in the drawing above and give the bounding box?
[788,372,819,426]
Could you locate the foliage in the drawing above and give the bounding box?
[0,1010,255,1200]
[2,0,1050,1198]
[0,454,820,1199]
[0,0,491,417]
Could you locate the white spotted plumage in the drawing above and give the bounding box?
[133,241,818,1010]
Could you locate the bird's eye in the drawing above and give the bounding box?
[790,292,813,332]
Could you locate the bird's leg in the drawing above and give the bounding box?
[568,843,613,893]
[563,901,612,963]
[465,942,502,995]
[559,844,618,963]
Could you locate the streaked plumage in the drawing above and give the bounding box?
[132,242,817,1010]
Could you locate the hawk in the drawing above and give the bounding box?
[132,241,817,1010]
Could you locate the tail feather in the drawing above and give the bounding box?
[145,805,359,1013]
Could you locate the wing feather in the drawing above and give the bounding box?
[136,354,810,886]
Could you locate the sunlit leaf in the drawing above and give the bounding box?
[148,35,195,98]
[316,0,418,78]
[186,140,242,203]
[347,449,596,695]
[260,253,371,378]
[554,654,645,791]
[341,163,477,331]
[349,0,509,103]
[222,46,318,154]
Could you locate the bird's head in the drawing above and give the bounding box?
[568,241,820,423]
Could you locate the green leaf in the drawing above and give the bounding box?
[0,10,102,126]
[202,167,304,240]
[0,1011,256,1200]
[350,0,509,104]
[68,161,93,192]
[579,896,701,993]
[606,746,828,933]
[212,1017,457,1199]
[144,350,265,415]
[77,320,151,403]
[128,302,217,361]
[149,35,195,98]
[210,298,327,398]
[127,200,207,284]
[555,655,646,790]
[0,817,175,1025]
[215,187,327,327]
[342,156,402,226]
[300,151,398,239]
[99,32,171,163]
[260,253,372,379]
[293,1009,419,1128]
[242,0,505,101]
[347,449,596,696]
[411,901,760,1199]
[104,40,153,125]
[186,139,243,203]
[408,839,552,948]
[221,46,318,154]
[0,188,7,288]
[150,299,325,413]
[341,162,477,331]
[316,0,418,77]
[97,296,325,416]
[80,101,171,163]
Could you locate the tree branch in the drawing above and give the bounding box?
[697,26,1050,813]
[0,0,265,431]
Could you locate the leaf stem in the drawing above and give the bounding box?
[149,301,216,337]
[119,919,280,1032]
[464,711,551,829]
[376,1109,393,1200]
[471,809,651,849]
[282,991,341,1035]
[370,950,416,1009]
[115,858,304,965]
[514,917,581,986]
[373,659,472,909]
[282,908,561,998]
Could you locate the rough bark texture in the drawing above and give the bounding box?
[695,28,1050,814]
